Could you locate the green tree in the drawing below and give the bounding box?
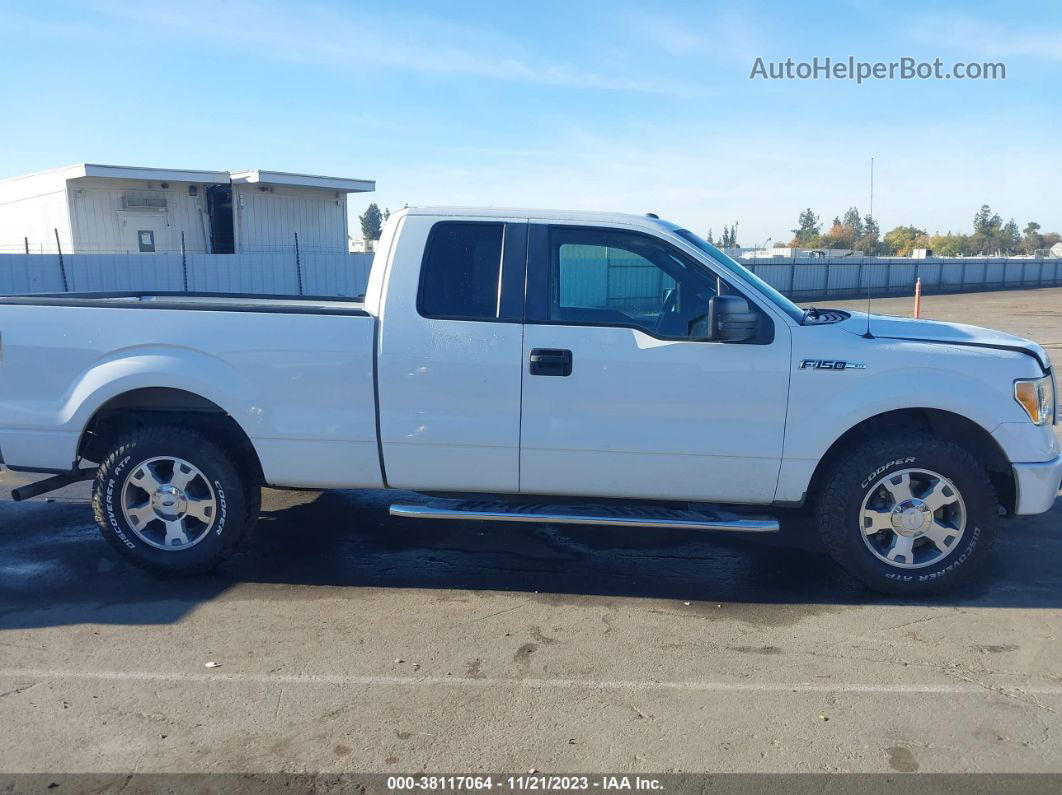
[928,232,969,257]
[1022,221,1042,255]
[999,219,1020,254]
[970,204,1003,253]
[359,203,384,241]
[857,215,881,255]
[882,225,929,257]
[790,208,821,247]
[706,228,715,245]
[842,207,864,240]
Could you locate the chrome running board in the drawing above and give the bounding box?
[389,499,779,533]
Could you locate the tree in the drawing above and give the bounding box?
[972,204,1002,236]
[1022,221,1042,255]
[999,219,1020,254]
[720,223,740,249]
[706,228,715,245]
[857,215,881,255]
[790,208,821,247]
[882,225,929,257]
[928,232,969,257]
[841,206,865,241]
[820,218,848,249]
[359,203,384,241]
[970,204,1003,253]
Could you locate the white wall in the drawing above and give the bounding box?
[0,171,73,253]
[234,184,348,253]
[66,178,211,254]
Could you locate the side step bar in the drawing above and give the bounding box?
[389,500,779,533]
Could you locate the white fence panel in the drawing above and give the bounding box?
[0,255,66,293]
[67,253,185,292]
[0,253,1057,301]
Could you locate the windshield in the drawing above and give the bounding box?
[670,228,805,323]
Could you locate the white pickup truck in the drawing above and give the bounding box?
[0,208,1058,593]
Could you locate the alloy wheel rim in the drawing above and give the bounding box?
[120,456,217,551]
[859,467,966,569]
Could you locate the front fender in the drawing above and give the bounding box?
[774,356,1028,504]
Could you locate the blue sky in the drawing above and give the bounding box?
[0,0,1059,245]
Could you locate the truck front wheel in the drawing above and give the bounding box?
[91,426,251,575]
[815,433,999,594]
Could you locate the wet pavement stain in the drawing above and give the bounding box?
[886,746,920,772]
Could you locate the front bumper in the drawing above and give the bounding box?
[1012,454,1062,515]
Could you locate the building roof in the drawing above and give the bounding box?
[0,163,374,192]
[229,169,374,193]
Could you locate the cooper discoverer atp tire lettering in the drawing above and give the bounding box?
[91,426,251,575]
[815,433,998,594]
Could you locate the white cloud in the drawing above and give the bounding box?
[80,0,684,93]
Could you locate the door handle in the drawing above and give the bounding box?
[529,348,572,377]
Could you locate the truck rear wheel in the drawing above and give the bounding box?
[815,433,998,594]
[91,425,251,575]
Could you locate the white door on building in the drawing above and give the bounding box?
[118,212,171,253]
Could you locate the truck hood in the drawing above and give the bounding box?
[841,312,1051,371]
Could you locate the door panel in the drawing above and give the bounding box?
[377,218,527,492]
[520,325,790,502]
[519,223,791,503]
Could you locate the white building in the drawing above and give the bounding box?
[0,163,374,254]
[743,246,863,259]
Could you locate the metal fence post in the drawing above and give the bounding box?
[294,232,304,296]
[180,231,188,292]
[54,228,68,292]
[23,237,28,255]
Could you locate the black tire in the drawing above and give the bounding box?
[238,478,262,549]
[815,432,998,595]
[91,425,249,575]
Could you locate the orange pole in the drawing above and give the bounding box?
[913,277,922,318]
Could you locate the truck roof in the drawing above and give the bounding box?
[401,206,674,231]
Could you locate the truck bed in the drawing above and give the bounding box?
[0,292,383,489]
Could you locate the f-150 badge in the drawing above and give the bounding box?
[799,359,867,370]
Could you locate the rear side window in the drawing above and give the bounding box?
[418,222,504,320]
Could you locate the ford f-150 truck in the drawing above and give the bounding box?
[0,208,1058,593]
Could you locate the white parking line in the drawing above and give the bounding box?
[2,668,1060,695]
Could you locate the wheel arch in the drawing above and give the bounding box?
[806,408,1015,513]
[78,387,264,487]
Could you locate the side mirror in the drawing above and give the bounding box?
[707,295,759,342]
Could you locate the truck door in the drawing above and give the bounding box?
[376,218,527,492]
[519,223,791,503]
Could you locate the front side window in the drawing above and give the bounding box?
[419,222,504,320]
[549,227,716,338]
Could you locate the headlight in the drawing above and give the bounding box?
[1014,375,1055,426]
